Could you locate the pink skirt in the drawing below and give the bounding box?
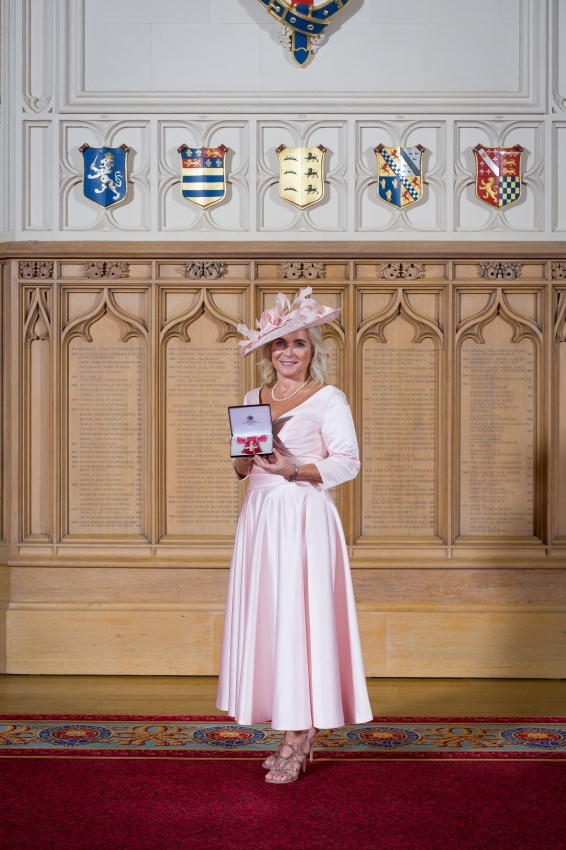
[216,478,372,730]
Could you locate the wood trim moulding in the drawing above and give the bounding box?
[8,601,566,615]
[1,242,566,261]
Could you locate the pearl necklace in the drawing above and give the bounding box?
[271,377,311,402]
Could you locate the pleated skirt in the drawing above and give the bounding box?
[216,480,372,730]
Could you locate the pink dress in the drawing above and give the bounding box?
[216,385,372,730]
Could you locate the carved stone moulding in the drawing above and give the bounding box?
[183,261,225,281]
[19,261,54,279]
[280,262,324,280]
[380,263,424,281]
[552,262,566,281]
[479,262,523,281]
[84,262,129,279]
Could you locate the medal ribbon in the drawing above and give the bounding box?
[237,435,268,455]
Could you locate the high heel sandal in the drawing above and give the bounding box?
[262,727,316,771]
[264,731,314,785]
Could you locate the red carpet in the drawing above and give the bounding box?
[2,757,566,850]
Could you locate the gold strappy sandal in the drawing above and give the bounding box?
[264,732,313,785]
[262,727,316,771]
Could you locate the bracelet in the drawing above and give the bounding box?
[289,464,299,483]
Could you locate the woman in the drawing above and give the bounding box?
[217,288,372,784]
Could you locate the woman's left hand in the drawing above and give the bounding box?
[253,448,294,478]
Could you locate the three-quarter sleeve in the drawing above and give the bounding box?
[314,390,360,490]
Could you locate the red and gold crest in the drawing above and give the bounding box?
[473,144,523,209]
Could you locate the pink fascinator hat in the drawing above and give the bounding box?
[237,287,341,357]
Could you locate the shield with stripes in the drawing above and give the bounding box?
[178,145,228,209]
[375,144,425,209]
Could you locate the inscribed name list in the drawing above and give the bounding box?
[460,340,534,536]
[362,338,437,536]
[68,337,144,535]
[166,335,241,536]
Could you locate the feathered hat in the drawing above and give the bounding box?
[237,287,340,357]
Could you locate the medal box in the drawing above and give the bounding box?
[228,404,273,457]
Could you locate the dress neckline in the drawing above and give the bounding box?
[259,384,333,423]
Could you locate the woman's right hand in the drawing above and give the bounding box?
[234,456,254,478]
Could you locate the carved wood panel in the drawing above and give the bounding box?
[4,255,565,566]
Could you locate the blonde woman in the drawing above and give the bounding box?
[217,288,372,784]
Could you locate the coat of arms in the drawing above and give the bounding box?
[375,144,425,209]
[473,144,523,209]
[277,144,326,209]
[177,144,228,209]
[79,144,129,208]
[256,0,352,66]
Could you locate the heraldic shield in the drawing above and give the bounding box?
[277,144,326,209]
[80,144,129,208]
[473,144,523,209]
[256,0,354,66]
[375,144,425,209]
[178,145,228,209]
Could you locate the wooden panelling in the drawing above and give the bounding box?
[10,567,229,604]
[6,609,215,675]
[384,611,566,678]
[2,244,566,676]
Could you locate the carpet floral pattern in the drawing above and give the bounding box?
[1,716,565,759]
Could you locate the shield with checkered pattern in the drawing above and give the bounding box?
[374,145,425,209]
[473,144,523,209]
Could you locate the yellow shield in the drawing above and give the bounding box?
[277,145,326,209]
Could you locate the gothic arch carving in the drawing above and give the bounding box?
[24,287,50,341]
[160,288,241,345]
[357,289,444,348]
[456,288,542,346]
[62,288,148,343]
[554,290,566,342]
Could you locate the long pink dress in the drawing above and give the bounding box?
[216,385,372,730]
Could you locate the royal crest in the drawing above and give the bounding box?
[177,145,228,209]
[256,0,352,66]
[473,144,523,209]
[79,144,129,208]
[375,144,425,209]
[277,145,326,209]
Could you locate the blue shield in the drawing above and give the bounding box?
[80,144,129,208]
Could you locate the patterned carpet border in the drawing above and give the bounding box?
[1,716,565,759]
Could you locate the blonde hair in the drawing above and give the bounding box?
[258,325,329,387]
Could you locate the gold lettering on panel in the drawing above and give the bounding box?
[165,313,241,536]
[68,316,144,535]
[460,319,534,536]
[362,317,437,536]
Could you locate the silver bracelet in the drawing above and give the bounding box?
[289,464,299,483]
